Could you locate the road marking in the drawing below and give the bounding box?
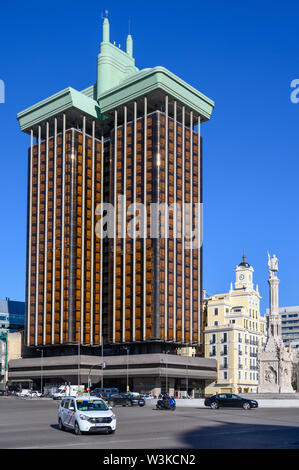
[17,436,171,449]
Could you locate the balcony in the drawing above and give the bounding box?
[209,352,216,357]
[238,351,243,355]
[250,352,257,357]
[220,351,228,356]
[238,364,243,369]
[220,364,228,370]
[221,338,227,343]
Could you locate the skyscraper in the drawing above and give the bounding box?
[17,17,214,363]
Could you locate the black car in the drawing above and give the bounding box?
[109,393,145,407]
[204,393,258,410]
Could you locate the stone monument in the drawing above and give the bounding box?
[258,253,294,393]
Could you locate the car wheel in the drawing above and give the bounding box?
[74,421,82,435]
[58,418,65,431]
[107,429,115,434]
[243,402,250,410]
[139,402,145,407]
[210,401,219,409]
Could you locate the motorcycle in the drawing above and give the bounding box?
[156,397,176,410]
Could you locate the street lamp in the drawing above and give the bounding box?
[36,348,43,395]
[122,346,130,392]
[186,356,189,397]
[162,350,170,394]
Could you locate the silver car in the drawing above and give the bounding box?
[58,396,116,435]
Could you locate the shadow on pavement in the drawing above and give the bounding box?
[179,420,299,449]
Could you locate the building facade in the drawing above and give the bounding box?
[0,299,25,334]
[0,332,23,390]
[11,17,216,394]
[203,254,267,394]
[265,306,299,350]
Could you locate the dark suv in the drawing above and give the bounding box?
[109,393,145,407]
[204,393,258,410]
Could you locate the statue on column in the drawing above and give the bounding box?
[267,252,278,279]
[258,252,295,394]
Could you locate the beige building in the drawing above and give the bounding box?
[204,254,267,394]
[0,332,23,389]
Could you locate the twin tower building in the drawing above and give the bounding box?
[14,17,216,393]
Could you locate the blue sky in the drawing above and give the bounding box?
[0,0,298,314]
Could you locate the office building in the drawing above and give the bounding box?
[265,306,299,350]
[10,17,216,394]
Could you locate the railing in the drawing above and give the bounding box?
[220,351,228,356]
[220,364,228,369]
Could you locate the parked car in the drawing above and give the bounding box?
[109,393,145,407]
[17,389,31,397]
[90,388,119,400]
[140,394,151,400]
[58,396,116,435]
[204,393,258,410]
[28,390,42,398]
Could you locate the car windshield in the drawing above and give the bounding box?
[76,399,108,411]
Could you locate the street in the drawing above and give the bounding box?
[0,397,299,449]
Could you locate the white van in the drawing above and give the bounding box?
[17,389,31,397]
[53,385,85,400]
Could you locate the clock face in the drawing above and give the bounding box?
[239,274,245,280]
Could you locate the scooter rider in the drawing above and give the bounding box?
[157,392,170,409]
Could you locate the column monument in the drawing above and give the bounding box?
[258,253,294,393]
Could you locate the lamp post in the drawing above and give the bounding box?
[101,335,104,388]
[36,348,43,395]
[122,346,130,392]
[186,356,189,397]
[78,327,80,388]
[162,350,170,394]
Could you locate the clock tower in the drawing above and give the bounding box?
[235,252,254,290]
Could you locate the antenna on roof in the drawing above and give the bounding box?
[128,19,131,34]
[105,10,109,17]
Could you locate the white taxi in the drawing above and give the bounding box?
[58,396,116,435]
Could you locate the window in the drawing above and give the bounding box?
[214,308,218,316]
[69,400,75,411]
[64,399,71,409]
[223,372,227,380]
[214,321,218,326]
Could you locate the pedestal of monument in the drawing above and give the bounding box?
[258,339,294,394]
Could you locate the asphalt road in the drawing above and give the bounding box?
[1,397,299,449]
